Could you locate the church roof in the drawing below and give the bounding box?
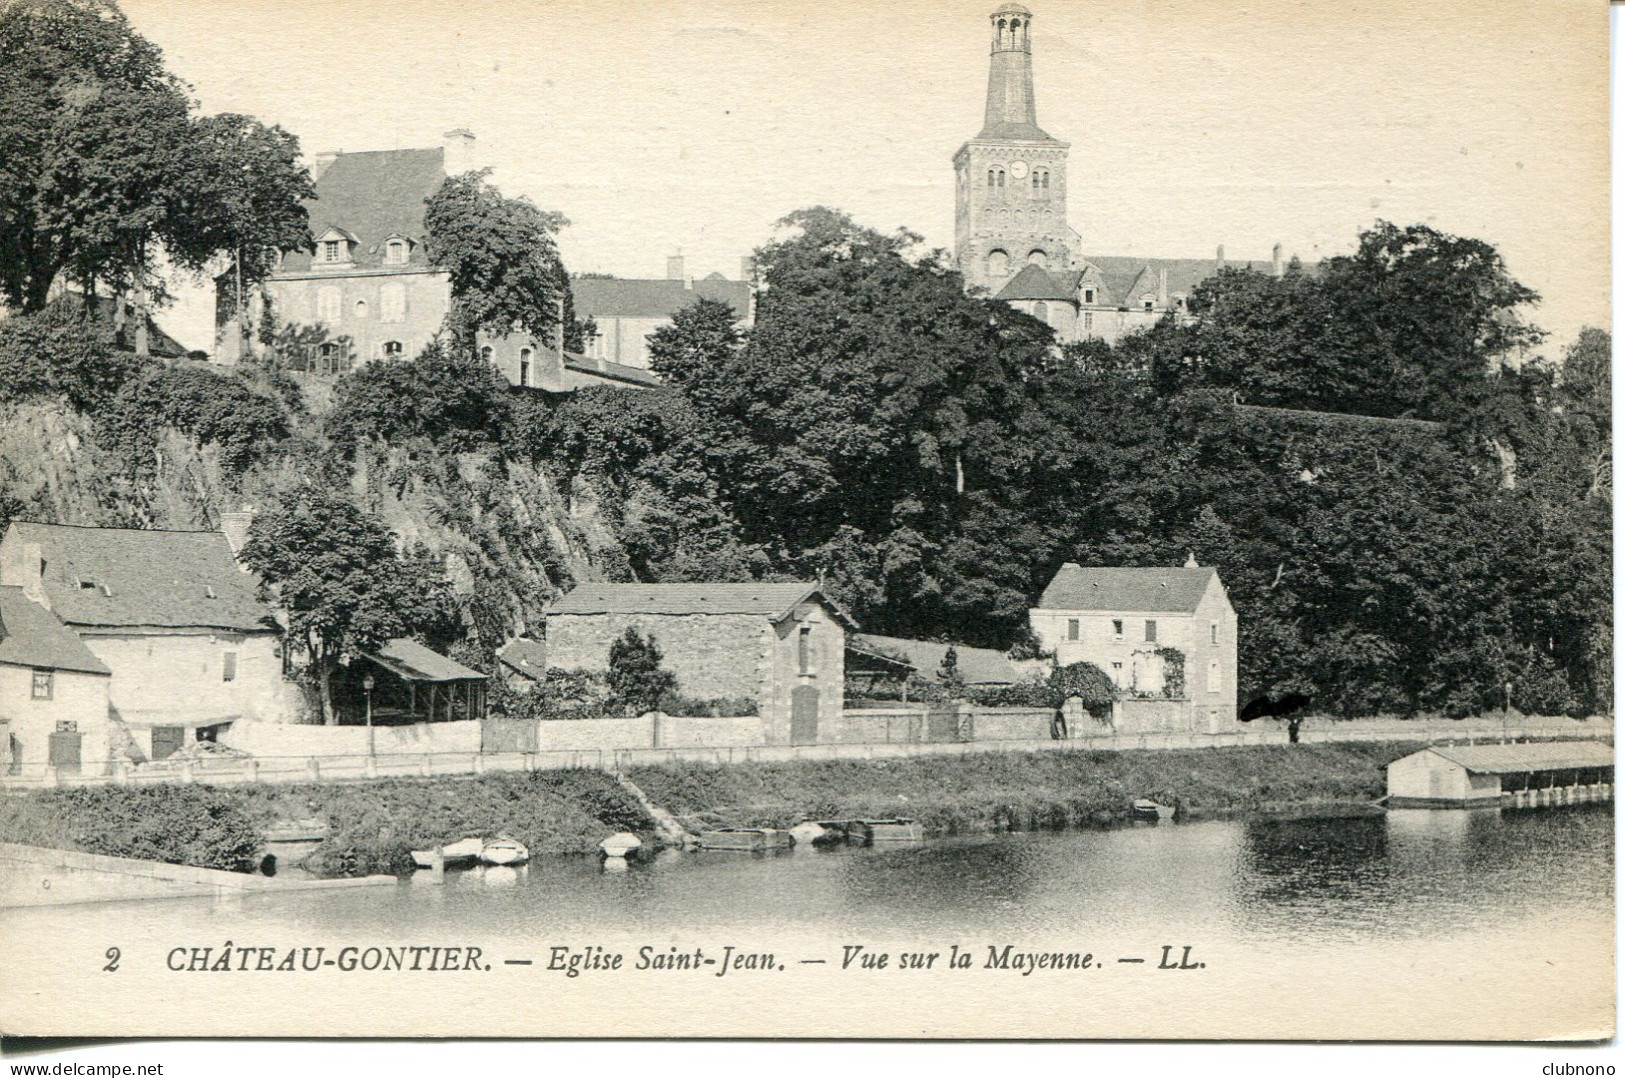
[1079,255,1292,307]
[996,263,1077,302]
[277,147,447,273]
[992,3,1033,15]
[570,277,751,321]
[975,119,1057,142]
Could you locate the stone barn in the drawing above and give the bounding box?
[544,582,854,745]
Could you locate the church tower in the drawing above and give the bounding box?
[953,4,1079,298]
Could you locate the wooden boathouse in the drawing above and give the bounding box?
[1386,742,1614,808]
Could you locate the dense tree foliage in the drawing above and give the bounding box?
[605,627,677,716]
[327,341,514,455]
[532,211,1609,719]
[424,169,566,349]
[239,488,457,723]
[0,0,310,347]
[0,295,141,410]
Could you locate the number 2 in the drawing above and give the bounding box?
[103,947,120,973]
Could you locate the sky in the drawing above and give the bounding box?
[122,0,1610,354]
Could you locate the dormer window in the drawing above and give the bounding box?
[1141,294,1156,311]
[385,239,408,265]
[1084,288,1096,304]
[315,227,357,266]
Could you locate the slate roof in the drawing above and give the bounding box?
[849,633,1023,686]
[0,586,110,676]
[3,522,277,633]
[1419,742,1613,775]
[276,147,446,273]
[996,263,1077,302]
[71,294,190,358]
[363,638,486,683]
[561,352,663,388]
[570,277,752,322]
[548,582,857,629]
[497,636,547,680]
[1037,564,1219,614]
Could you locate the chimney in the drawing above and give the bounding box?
[2,541,47,605]
[442,128,476,175]
[740,256,756,283]
[1157,268,1169,308]
[220,508,256,557]
[1184,551,1199,568]
[666,254,685,281]
[313,151,340,182]
[1215,244,1226,269]
[1272,243,1283,278]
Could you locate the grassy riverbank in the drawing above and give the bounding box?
[0,743,1424,878]
[626,742,1423,834]
[0,770,652,876]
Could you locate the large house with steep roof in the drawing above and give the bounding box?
[0,522,294,762]
[572,255,754,370]
[0,585,112,776]
[545,582,852,745]
[214,129,658,391]
[1029,560,1238,734]
[956,5,1297,344]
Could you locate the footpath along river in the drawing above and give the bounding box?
[1,804,1612,1039]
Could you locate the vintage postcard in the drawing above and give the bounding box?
[0,0,1612,1045]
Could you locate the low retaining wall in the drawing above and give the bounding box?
[222,720,482,758]
[536,716,655,751]
[0,843,395,908]
[655,714,765,748]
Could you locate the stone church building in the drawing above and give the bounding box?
[956,4,1289,343]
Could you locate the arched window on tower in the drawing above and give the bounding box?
[519,347,532,388]
[987,167,1005,189]
[1028,249,1048,269]
[480,345,494,363]
[1032,168,1050,199]
[1033,301,1049,323]
[987,249,1009,277]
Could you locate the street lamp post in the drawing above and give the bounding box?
[363,673,376,760]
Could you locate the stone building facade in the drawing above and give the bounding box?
[214,130,658,391]
[1029,560,1238,734]
[0,586,113,776]
[955,5,1292,344]
[545,582,852,745]
[0,522,292,763]
[573,255,754,370]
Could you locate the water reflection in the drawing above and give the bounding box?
[1,808,1610,953]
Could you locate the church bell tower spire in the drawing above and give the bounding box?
[982,4,1045,140]
[953,4,1078,300]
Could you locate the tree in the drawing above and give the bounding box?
[238,488,456,723]
[1152,221,1543,420]
[423,169,566,349]
[605,627,677,716]
[0,294,140,410]
[326,340,515,455]
[183,113,313,354]
[646,298,743,386]
[0,0,180,311]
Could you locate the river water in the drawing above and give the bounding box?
[3,805,1613,1040]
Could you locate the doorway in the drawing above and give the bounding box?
[790,685,819,745]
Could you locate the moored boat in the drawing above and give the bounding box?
[599,831,643,858]
[479,837,530,865]
[1131,798,1175,822]
[696,827,792,851]
[409,836,493,869]
[850,818,924,844]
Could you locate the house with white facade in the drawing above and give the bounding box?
[1029,558,1238,734]
[0,522,293,763]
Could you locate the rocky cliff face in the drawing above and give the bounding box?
[0,394,624,654]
